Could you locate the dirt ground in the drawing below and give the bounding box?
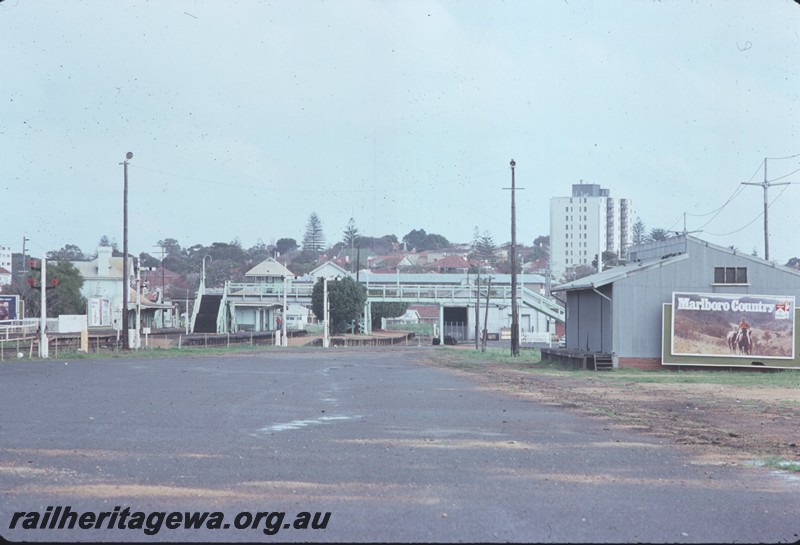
[425,354,800,466]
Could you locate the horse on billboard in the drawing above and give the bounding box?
[736,328,753,355]
[726,329,738,352]
[726,327,754,355]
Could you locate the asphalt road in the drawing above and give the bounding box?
[1,347,798,543]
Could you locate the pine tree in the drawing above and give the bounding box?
[303,212,326,254]
[342,218,360,247]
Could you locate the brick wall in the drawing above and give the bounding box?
[618,357,662,370]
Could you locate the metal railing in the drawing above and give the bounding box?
[0,319,42,340]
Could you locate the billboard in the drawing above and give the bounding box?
[0,295,18,320]
[671,292,795,359]
[88,297,112,327]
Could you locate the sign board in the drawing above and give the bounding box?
[88,297,112,327]
[671,292,795,359]
[0,295,18,320]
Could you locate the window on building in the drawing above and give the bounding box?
[714,267,748,284]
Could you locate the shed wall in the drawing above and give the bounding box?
[613,239,800,358]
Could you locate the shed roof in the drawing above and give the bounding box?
[553,254,689,292]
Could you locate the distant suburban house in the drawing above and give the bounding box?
[245,257,294,284]
[307,261,350,281]
[367,255,416,271]
[216,257,297,334]
[424,254,472,274]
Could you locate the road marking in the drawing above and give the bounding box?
[252,415,362,436]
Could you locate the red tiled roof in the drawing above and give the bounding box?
[408,305,439,320]
[425,254,471,269]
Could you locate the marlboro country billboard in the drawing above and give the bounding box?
[671,292,795,359]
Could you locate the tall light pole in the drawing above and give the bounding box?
[120,151,133,350]
[505,159,522,357]
[322,277,330,348]
[39,257,48,358]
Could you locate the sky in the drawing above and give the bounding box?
[2,0,800,265]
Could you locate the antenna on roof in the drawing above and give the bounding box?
[674,212,703,237]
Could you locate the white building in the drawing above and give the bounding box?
[549,183,632,281]
[0,245,11,286]
[70,247,133,328]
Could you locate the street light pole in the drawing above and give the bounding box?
[39,257,48,358]
[323,277,330,348]
[120,152,133,350]
[505,159,521,357]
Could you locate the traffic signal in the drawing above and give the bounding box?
[26,260,57,290]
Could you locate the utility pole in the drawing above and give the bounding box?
[120,152,133,349]
[504,159,523,356]
[742,158,790,262]
[135,258,141,349]
[21,236,29,282]
[154,243,166,301]
[282,275,288,347]
[482,277,492,352]
[323,277,330,348]
[474,265,481,350]
[39,257,48,358]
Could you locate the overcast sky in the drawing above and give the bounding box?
[3,0,799,264]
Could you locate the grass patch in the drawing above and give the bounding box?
[8,343,279,362]
[441,348,800,387]
[595,368,800,388]
[430,346,542,369]
[759,456,800,473]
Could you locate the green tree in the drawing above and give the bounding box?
[473,230,496,264]
[290,249,320,276]
[342,218,360,247]
[648,227,670,242]
[632,217,647,245]
[47,244,87,261]
[98,235,119,251]
[246,239,272,264]
[371,302,408,329]
[406,230,450,252]
[303,213,326,254]
[157,237,182,257]
[592,250,622,271]
[311,276,366,334]
[357,234,397,255]
[402,229,428,251]
[528,235,549,262]
[46,261,87,315]
[275,238,298,256]
[13,261,86,316]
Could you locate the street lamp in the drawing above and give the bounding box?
[120,151,133,350]
[509,159,520,357]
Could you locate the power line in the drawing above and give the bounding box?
[705,182,792,237]
[131,163,505,194]
[686,159,761,220]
